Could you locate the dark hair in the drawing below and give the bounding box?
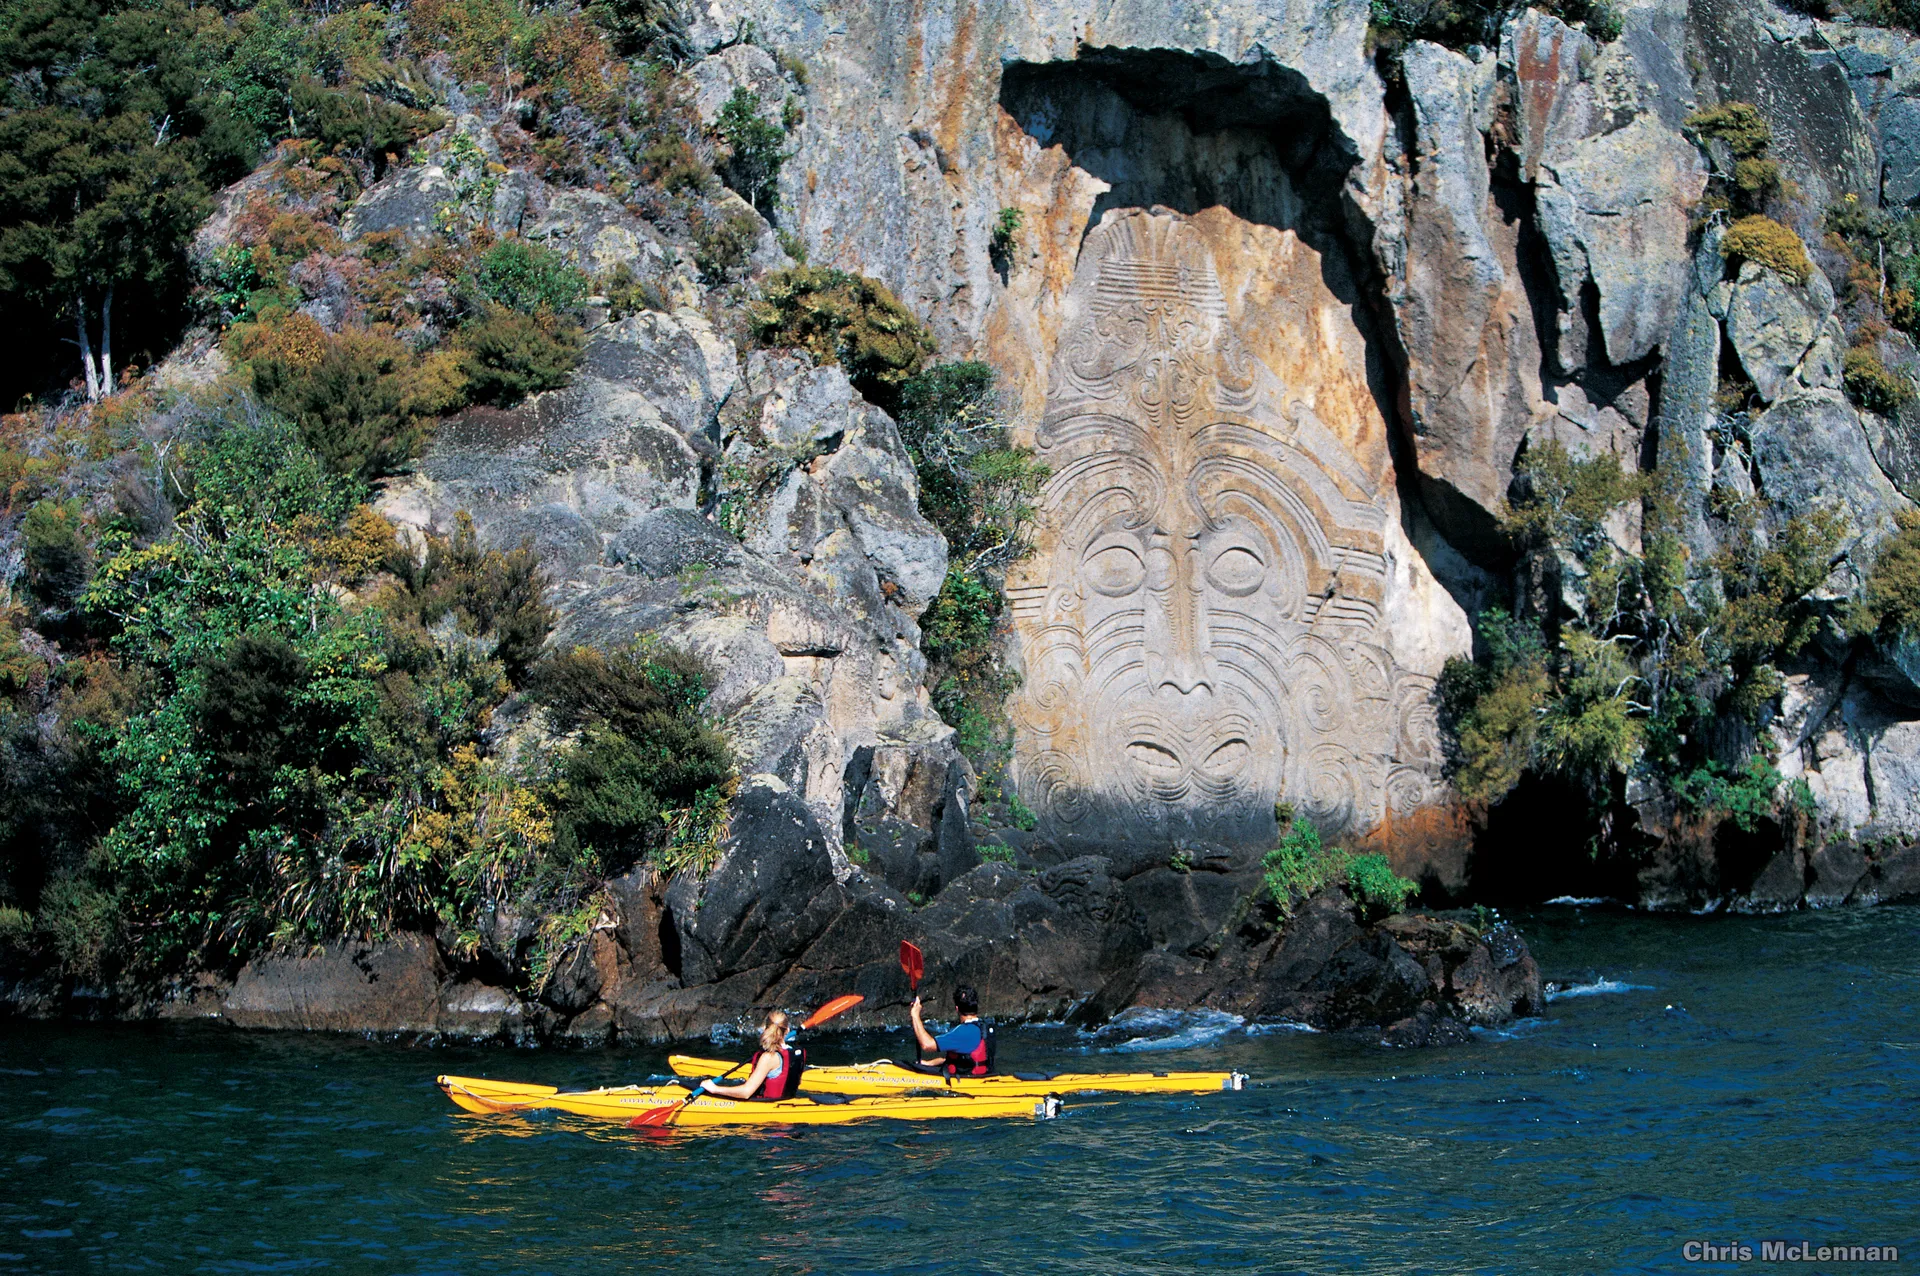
[953,985,979,1015]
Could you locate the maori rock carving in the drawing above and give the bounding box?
[1006,208,1449,851]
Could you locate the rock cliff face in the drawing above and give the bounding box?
[704,0,1920,906]
[27,0,1920,1045]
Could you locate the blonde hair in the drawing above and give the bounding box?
[759,1009,791,1053]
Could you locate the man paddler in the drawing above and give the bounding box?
[908,984,996,1076]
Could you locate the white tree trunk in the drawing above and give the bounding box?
[73,294,100,402]
[100,283,114,397]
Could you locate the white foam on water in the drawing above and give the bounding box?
[1544,896,1607,907]
[1091,1008,1247,1053]
[1544,978,1654,1002]
[1244,1020,1320,1035]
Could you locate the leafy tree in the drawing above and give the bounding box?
[714,88,786,215]
[0,0,255,402]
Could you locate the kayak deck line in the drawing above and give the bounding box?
[434,1074,1065,1126]
[666,1054,1250,1098]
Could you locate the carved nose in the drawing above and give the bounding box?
[1155,654,1212,697]
[1144,526,1212,696]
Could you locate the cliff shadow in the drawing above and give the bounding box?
[999,49,1405,451]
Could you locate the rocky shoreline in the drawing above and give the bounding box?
[1,777,1540,1048]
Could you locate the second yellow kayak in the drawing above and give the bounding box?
[435,1074,1060,1125]
[668,1055,1248,1098]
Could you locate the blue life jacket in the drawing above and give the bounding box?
[942,1022,995,1077]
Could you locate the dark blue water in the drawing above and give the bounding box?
[3,907,1917,1274]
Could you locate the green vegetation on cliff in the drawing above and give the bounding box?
[0,399,731,986]
[749,267,937,408]
[1368,0,1620,51]
[894,361,1048,819]
[1263,806,1416,922]
[1439,440,1842,832]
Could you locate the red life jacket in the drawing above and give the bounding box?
[943,1023,995,1077]
[750,1046,804,1100]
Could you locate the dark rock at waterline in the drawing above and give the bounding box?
[6,787,1544,1047]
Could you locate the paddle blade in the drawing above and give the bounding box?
[625,1102,684,1128]
[900,940,924,990]
[800,993,864,1030]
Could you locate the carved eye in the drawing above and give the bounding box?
[1125,741,1181,774]
[1206,546,1265,596]
[1086,544,1146,596]
[1199,739,1250,776]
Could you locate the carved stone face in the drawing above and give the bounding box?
[1007,209,1443,849]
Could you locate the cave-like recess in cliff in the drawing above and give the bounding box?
[999,49,1404,427]
[996,49,1463,859]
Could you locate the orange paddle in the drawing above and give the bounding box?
[626,994,865,1128]
[900,940,923,991]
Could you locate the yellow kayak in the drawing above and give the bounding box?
[435,1074,1059,1126]
[668,1055,1248,1098]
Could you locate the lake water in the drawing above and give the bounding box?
[3,906,1917,1274]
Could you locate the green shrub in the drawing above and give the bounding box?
[22,498,92,610]
[714,88,787,215]
[1721,215,1813,285]
[1345,852,1417,919]
[1503,438,1642,557]
[1856,508,1920,639]
[1438,609,1551,805]
[0,624,45,698]
[1263,812,1336,916]
[532,642,736,874]
[1733,156,1783,203]
[455,307,584,405]
[896,360,1047,567]
[600,262,668,318]
[1263,809,1416,921]
[248,322,427,479]
[468,237,589,315]
[0,904,30,950]
[978,840,1015,863]
[585,0,694,61]
[189,409,361,528]
[990,207,1023,267]
[289,78,432,173]
[691,204,760,282]
[1671,755,1789,832]
[36,876,119,980]
[749,266,935,407]
[1368,0,1620,48]
[921,566,1003,665]
[1687,103,1773,159]
[1536,631,1643,787]
[385,512,555,681]
[1843,345,1909,414]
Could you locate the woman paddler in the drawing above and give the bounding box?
[695,1010,804,1100]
